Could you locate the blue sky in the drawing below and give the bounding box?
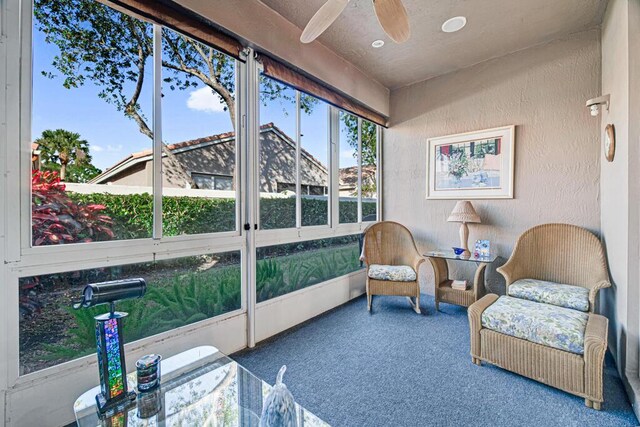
[32,23,357,172]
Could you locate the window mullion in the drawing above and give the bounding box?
[357,118,362,224]
[377,124,382,221]
[152,24,163,240]
[295,91,302,229]
[329,108,340,229]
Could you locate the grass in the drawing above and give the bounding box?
[32,243,362,369]
[42,265,242,362]
[256,243,361,302]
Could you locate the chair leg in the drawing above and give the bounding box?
[593,401,602,411]
[408,296,421,314]
[585,399,592,408]
[367,293,372,311]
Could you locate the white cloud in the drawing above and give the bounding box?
[187,87,226,114]
[90,144,121,154]
[341,149,356,160]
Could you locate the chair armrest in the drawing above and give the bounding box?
[588,280,611,312]
[411,255,425,276]
[468,294,499,358]
[473,263,488,301]
[584,313,608,402]
[496,258,526,290]
[468,294,498,324]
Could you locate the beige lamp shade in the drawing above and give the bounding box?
[447,201,481,224]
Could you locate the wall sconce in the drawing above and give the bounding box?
[586,94,610,117]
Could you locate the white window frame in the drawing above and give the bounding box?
[10,0,250,383]
[253,81,382,250]
[19,14,246,260]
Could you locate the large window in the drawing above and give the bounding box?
[337,112,379,223]
[361,119,378,221]
[300,95,329,227]
[258,76,331,230]
[19,251,241,375]
[259,75,297,230]
[161,27,238,236]
[338,112,360,223]
[31,0,155,245]
[30,0,240,245]
[256,235,362,302]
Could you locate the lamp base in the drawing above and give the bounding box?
[96,390,136,417]
[459,222,470,257]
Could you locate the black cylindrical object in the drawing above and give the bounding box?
[74,278,146,309]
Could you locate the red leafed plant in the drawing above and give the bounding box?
[22,171,114,317]
[32,170,114,246]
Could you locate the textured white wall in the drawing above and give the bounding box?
[383,29,602,295]
[600,0,630,374]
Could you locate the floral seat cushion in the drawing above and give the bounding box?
[508,278,590,312]
[368,264,417,282]
[481,296,589,354]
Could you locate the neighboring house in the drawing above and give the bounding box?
[339,165,377,197]
[90,123,328,194]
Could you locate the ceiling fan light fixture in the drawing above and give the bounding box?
[300,0,410,44]
[372,39,385,48]
[442,16,467,33]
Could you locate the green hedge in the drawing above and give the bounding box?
[70,192,376,238]
[70,192,236,238]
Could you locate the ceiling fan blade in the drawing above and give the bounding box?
[300,0,350,44]
[373,0,410,43]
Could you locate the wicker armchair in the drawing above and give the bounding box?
[497,223,611,312]
[362,221,425,313]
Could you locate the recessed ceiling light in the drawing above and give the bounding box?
[371,40,385,48]
[442,16,467,33]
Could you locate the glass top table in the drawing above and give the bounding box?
[74,346,329,427]
[424,251,497,310]
[424,250,498,263]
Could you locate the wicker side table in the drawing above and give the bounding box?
[425,251,497,311]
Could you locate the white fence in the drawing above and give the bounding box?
[64,183,377,202]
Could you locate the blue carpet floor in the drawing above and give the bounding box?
[234,294,638,427]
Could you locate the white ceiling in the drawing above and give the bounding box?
[260,0,608,89]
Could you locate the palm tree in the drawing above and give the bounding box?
[35,129,92,181]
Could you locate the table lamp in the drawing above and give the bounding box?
[447,201,481,257]
[74,278,146,416]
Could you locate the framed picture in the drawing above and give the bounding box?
[426,125,515,199]
[474,240,491,258]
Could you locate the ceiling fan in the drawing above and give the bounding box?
[300,0,410,44]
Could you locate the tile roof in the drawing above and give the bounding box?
[90,123,328,183]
